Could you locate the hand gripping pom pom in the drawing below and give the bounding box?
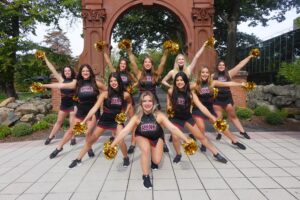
[73,122,87,136]
[94,40,108,51]
[213,119,229,132]
[35,50,45,60]
[115,112,127,124]
[167,107,175,118]
[103,140,118,160]
[249,48,260,57]
[30,82,45,93]
[163,40,179,54]
[182,139,198,155]
[205,36,217,48]
[72,95,79,102]
[118,39,132,50]
[242,82,257,92]
[126,85,133,94]
[213,88,219,99]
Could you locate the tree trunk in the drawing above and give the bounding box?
[226,20,237,68]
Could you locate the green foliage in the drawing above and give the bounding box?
[43,114,58,124]
[277,59,300,84]
[264,110,287,125]
[0,125,11,139]
[236,107,253,120]
[32,120,50,132]
[254,106,271,116]
[11,123,33,137]
[62,119,70,129]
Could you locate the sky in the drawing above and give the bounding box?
[28,8,299,57]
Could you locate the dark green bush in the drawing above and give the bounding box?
[43,114,57,124]
[62,119,70,129]
[0,125,11,139]
[265,111,286,125]
[11,123,33,137]
[254,106,271,116]
[236,107,253,119]
[32,120,49,132]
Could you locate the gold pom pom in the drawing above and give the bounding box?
[94,40,108,51]
[126,85,133,94]
[30,82,45,93]
[205,36,217,48]
[163,40,179,54]
[166,107,175,118]
[213,119,229,132]
[103,139,118,160]
[213,88,219,99]
[73,122,87,136]
[72,95,79,102]
[118,39,132,50]
[249,48,260,57]
[242,82,257,91]
[35,50,45,60]
[115,112,127,124]
[182,139,198,155]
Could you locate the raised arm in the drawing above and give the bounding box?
[228,55,253,78]
[126,48,141,77]
[111,115,138,147]
[96,80,107,92]
[187,41,207,73]
[43,80,76,89]
[82,92,106,124]
[44,55,63,82]
[103,51,116,73]
[161,70,174,88]
[191,91,217,122]
[155,50,169,78]
[212,80,244,88]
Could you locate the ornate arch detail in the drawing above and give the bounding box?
[82,9,107,28]
[192,7,214,26]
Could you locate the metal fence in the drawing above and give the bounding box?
[241,28,300,84]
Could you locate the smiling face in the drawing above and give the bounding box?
[109,76,118,89]
[143,57,153,71]
[200,67,210,81]
[175,75,185,89]
[141,94,154,113]
[63,67,72,78]
[81,66,91,80]
[176,55,185,67]
[119,60,127,72]
[217,61,226,72]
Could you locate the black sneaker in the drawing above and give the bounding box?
[69,159,81,168]
[216,133,222,140]
[169,135,172,142]
[123,156,130,167]
[127,145,135,154]
[142,175,152,189]
[214,153,228,164]
[44,136,54,145]
[200,144,207,152]
[240,132,251,139]
[163,144,169,153]
[87,149,95,157]
[173,154,182,163]
[70,138,76,146]
[109,136,115,142]
[189,134,196,141]
[232,142,246,150]
[151,161,158,170]
[49,148,63,159]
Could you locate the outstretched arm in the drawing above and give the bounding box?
[127,48,141,77]
[82,92,106,124]
[228,55,253,78]
[192,91,217,122]
[43,80,76,89]
[155,50,169,78]
[187,41,207,73]
[44,55,63,83]
[111,115,138,147]
[212,80,244,88]
[161,70,174,88]
[103,51,116,73]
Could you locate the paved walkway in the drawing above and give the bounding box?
[0,131,300,200]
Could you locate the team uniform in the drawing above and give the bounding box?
[119,71,135,105]
[97,92,124,130]
[75,80,99,120]
[192,81,217,120]
[139,72,161,109]
[213,73,234,107]
[60,78,76,112]
[169,91,195,128]
[135,113,164,147]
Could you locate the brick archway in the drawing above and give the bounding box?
[79,0,216,76]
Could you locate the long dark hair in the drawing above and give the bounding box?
[116,58,135,84]
[213,60,231,81]
[107,72,124,106]
[62,66,76,80]
[140,56,157,84]
[76,64,99,96]
[171,72,191,109]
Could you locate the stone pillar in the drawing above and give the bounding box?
[231,71,248,107]
[50,75,60,111]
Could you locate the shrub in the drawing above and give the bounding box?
[62,119,70,129]
[32,120,50,132]
[265,110,286,125]
[43,114,57,124]
[11,123,33,137]
[277,59,300,84]
[0,125,11,139]
[254,106,270,116]
[236,107,253,119]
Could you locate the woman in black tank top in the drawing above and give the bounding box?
[42,55,77,146]
[43,64,107,159]
[168,72,227,164]
[68,72,132,168]
[191,67,246,150]
[110,91,191,189]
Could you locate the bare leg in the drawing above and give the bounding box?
[136,136,151,175]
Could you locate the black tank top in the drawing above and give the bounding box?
[60,78,75,97]
[77,80,98,104]
[213,73,231,95]
[139,71,156,92]
[103,92,123,114]
[197,82,213,105]
[135,113,163,140]
[173,91,191,116]
[119,72,131,88]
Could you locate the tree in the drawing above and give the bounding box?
[43,30,72,55]
[214,0,300,68]
[0,0,81,98]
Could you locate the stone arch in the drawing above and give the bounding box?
[80,0,216,76]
